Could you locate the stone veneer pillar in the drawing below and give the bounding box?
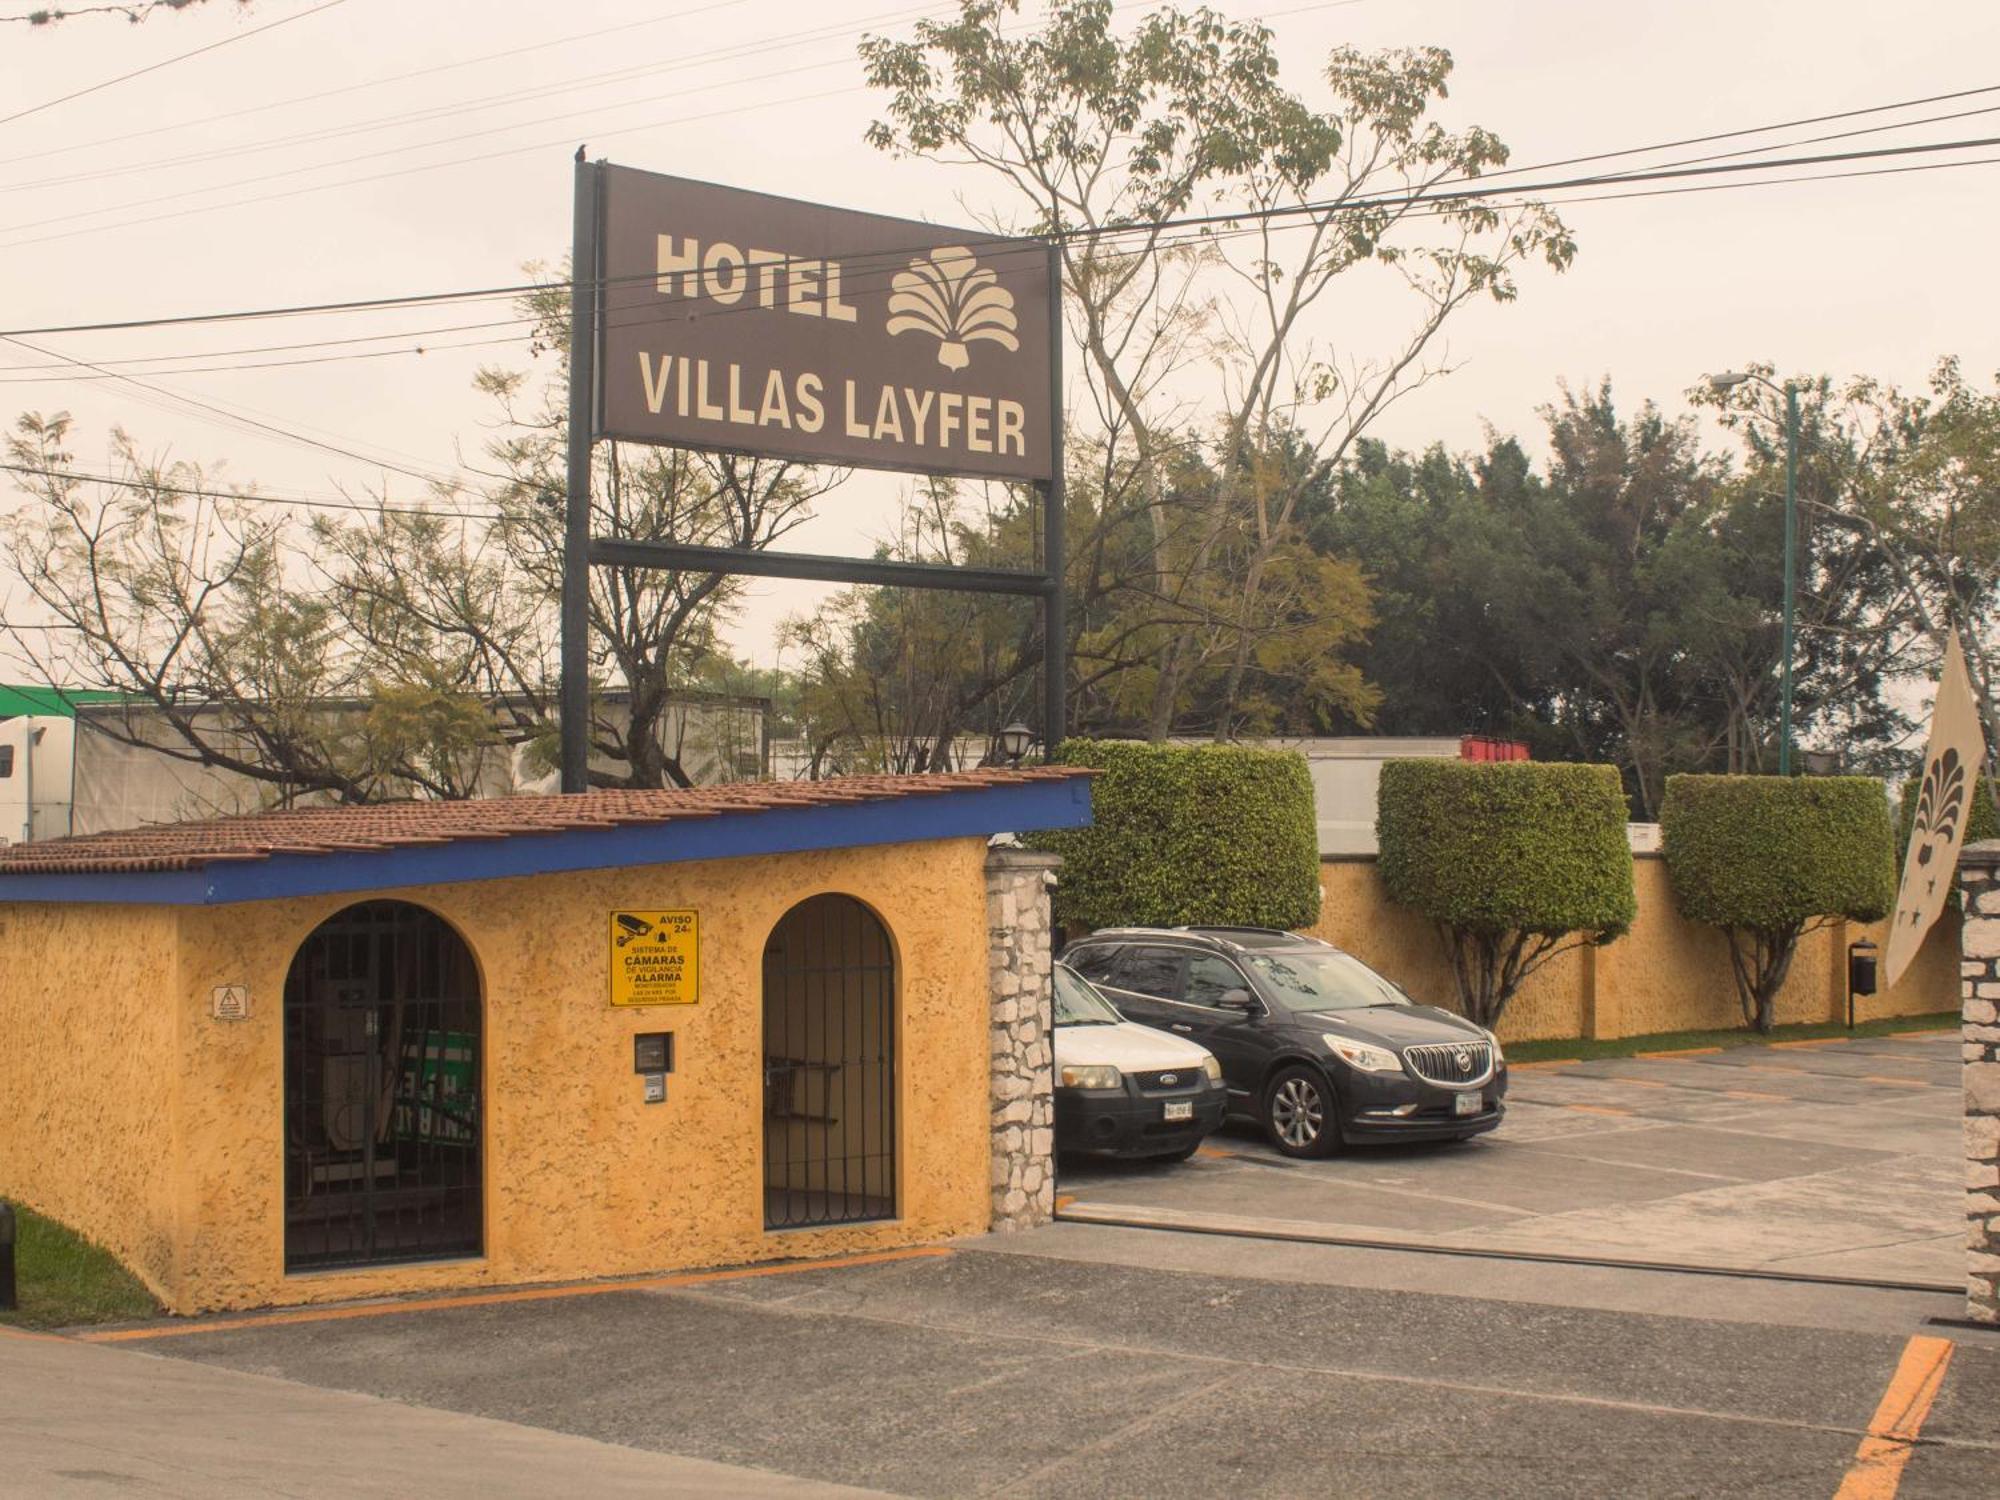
[1956,839,2000,1323]
[986,845,1060,1232]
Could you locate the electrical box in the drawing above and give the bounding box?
[633,1032,674,1074]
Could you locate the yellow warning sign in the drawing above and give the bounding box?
[609,910,699,1007]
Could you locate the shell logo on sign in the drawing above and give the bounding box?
[886,247,1021,371]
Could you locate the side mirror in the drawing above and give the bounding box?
[1219,988,1257,1011]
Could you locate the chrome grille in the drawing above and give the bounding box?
[1402,1040,1494,1087]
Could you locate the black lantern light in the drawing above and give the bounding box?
[996,722,1034,766]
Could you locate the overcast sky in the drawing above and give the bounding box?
[2,0,1995,671]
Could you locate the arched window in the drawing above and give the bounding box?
[283,900,481,1271]
[762,894,896,1230]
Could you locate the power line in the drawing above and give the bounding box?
[0,0,756,164]
[0,334,472,488]
[0,0,348,129]
[0,0,1361,248]
[11,142,1999,391]
[9,86,1999,337]
[0,460,503,519]
[0,1,947,195]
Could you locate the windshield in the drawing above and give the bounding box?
[1246,950,1412,1014]
[1053,964,1122,1025]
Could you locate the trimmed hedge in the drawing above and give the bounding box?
[1660,774,1895,1032]
[1376,760,1636,1027]
[1662,775,1894,932]
[1376,760,1637,939]
[1035,739,1320,932]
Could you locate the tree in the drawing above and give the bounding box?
[1,413,504,803]
[861,0,1572,740]
[1661,774,1895,1033]
[5,1,249,24]
[1377,760,1635,1028]
[321,272,843,790]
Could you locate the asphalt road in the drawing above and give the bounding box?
[103,1239,2000,1499]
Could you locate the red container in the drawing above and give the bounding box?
[1459,735,1530,762]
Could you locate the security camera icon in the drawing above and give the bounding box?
[614,914,654,948]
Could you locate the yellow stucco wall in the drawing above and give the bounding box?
[1,836,993,1314]
[1312,854,1958,1042]
[0,904,183,1305]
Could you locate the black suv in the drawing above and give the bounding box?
[1060,927,1506,1158]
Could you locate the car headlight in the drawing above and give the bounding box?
[1201,1055,1223,1083]
[1060,1064,1122,1089]
[1481,1027,1505,1063]
[1322,1035,1403,1074]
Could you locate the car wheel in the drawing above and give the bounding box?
[1263,1064,1340,1159]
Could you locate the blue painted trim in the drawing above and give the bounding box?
[0,778,1091,907]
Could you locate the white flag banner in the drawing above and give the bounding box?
[1885,630,1990,989]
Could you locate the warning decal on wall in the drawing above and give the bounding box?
[609,910,699,1007]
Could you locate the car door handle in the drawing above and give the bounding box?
[1169,1023,1194,1033]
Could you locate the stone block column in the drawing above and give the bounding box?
[986,845,1060,1232]
[1956,840,2000,1323]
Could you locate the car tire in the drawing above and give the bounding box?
[1262,1063,1341,1159]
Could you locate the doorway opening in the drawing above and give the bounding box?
[762,893,896,1230]
[282,900,482,1271]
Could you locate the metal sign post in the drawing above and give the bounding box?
[561,153,601,793]
[559,160,1064,791]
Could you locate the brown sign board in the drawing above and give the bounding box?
[595,165,1053,482]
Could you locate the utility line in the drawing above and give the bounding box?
[13,145,2000,391]
[0,334,470,488]
[0,0,348,128]
[0,0,948,194]
[11,124,2000,342]
[0,461,503,519]
[0,0,756,164]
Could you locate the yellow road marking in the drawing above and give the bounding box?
[1053,1194,1077,1210]
[1771,1037,1852,1050]
[1564,1103,1632,1117]
[1193,1145,1236,1160]
[1859,1076,1930,1089]
[74,1246,953,1344]
[1634,1047,1725,1059]
[0,1322,65,1343]
[1833,1334,1954,1499]
[1725,1090,1790,1102]
[1505,1060,1577,1072]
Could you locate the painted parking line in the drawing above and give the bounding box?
[1832,1334,1954,1499]
[1770,1037,1854,1050]
[1634,1047,1725,1060]
[1858,1076,1931,1089]
[73,1246,954,1345]
[1562,1103,1633,1117]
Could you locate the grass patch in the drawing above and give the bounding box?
[0,1204,159,1329]
[1504,1011,1959,1065]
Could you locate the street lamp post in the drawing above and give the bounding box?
[1708,371,1800,776]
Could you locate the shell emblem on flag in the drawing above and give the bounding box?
[886,247,1021,371]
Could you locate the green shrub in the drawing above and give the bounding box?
[1035,739,1320,932]
[1376,760,1635,1027]
[1661,774,1895,1032]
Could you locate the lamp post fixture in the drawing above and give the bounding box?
[995,722,1034,767]
[1708,370,1801,776]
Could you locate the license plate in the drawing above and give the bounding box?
[1163,1100,1193,1122]
[1453,1092,1482,1117]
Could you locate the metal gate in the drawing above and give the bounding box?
[283,901,482,1271]
[762,894,896,1230]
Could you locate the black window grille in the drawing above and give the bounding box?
[763,893,896,1230]
[283,900,482,1272]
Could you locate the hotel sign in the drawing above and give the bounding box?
[595,166,1053,481]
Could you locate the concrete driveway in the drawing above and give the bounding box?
[1058,1032,1964,1286]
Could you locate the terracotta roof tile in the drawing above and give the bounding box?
[0,768,1092,876]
